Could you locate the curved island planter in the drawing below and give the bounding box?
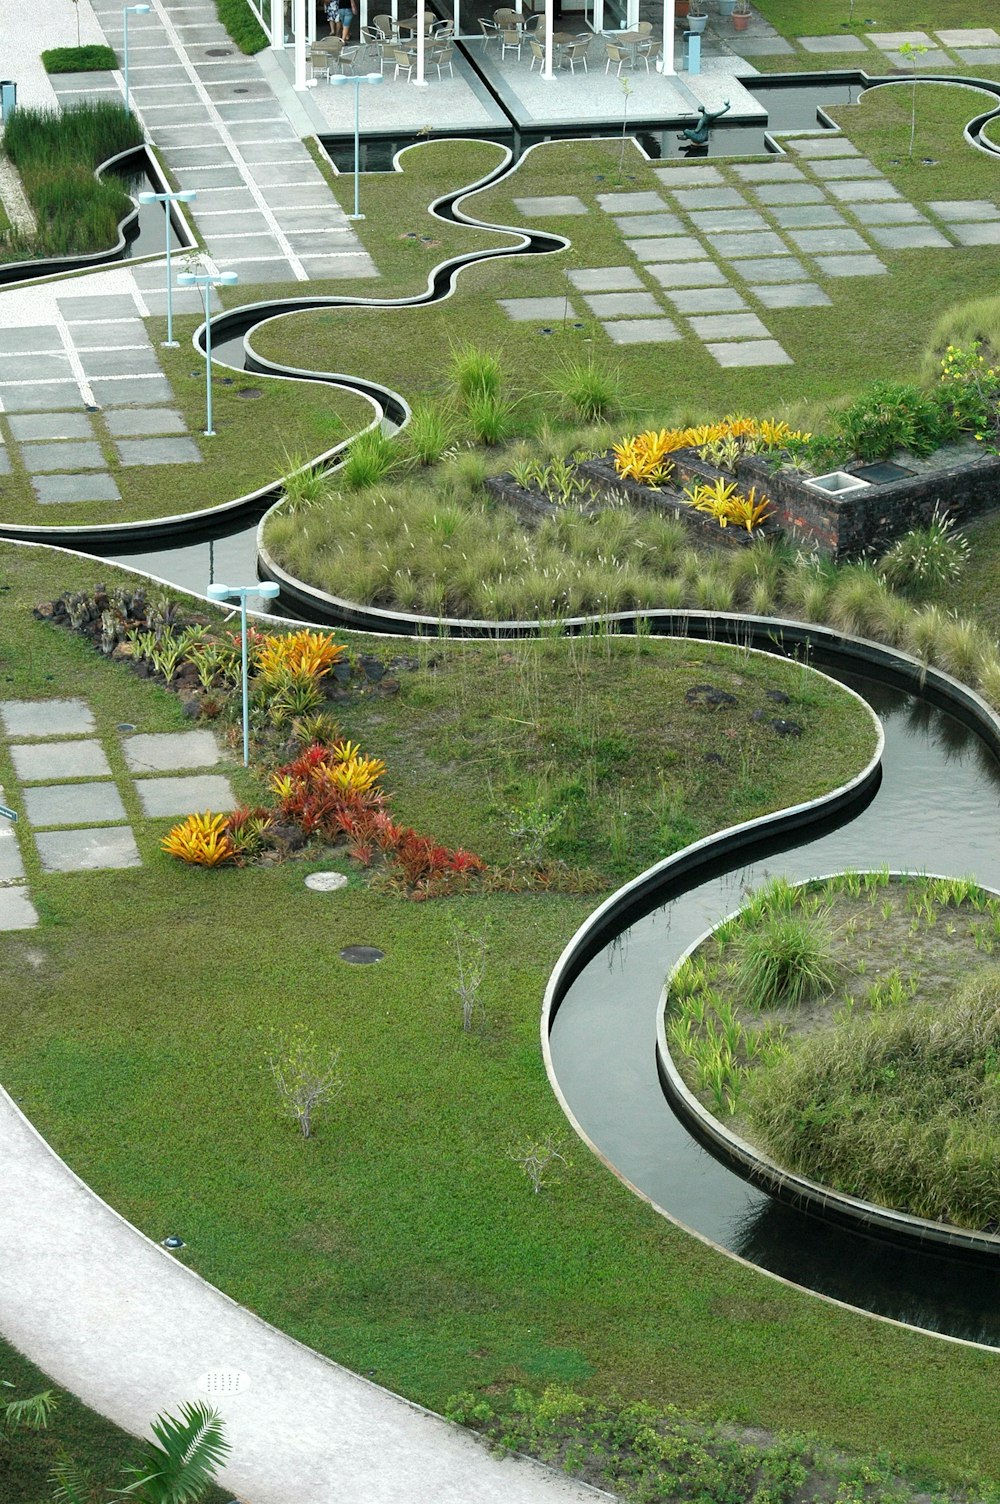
[656,872,1000,1265]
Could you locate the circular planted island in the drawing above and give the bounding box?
[658,871,1000,1257]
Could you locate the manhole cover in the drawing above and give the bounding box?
[306,872,348,892]
[197,1370,250,1395]
[233,87,249,93]
[117,722,136,732]
[340,945,384,964]
[237,388,262,399]
[206,47,232,55]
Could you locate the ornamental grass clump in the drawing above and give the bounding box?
[734,910,839,1012]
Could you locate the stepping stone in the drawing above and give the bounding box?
[57,295,139,321]
[814,254,887,276]
[826,180,903,202]
[0,887,38,930]
[116,438,202,466]
[935,27,1000,44]
[613,213,685,237]
[689,210,769,233]
[753,283,832,308]
[8,412,93,441]
[809,159,884,179]
[0,383,78,412]
[653,165,725,186]
[953,47,1000,63]
[596,191,668,211]
[134,774,237,817]
[0,328,63,355]
[0,793,25,881]
[0,353,70,382]
[690,312,772,341]
[585,292,662,318]
[706,340,792,366]
[732,163,806,182]
[787,227,869,253]
[852,201,928,224]
[665,287,748,314]
[866,29,931,46]
[790,137,861,158]
[568,267,644,291]
[104,409,188,436]
[798,34,869,51]
[81,348,163,378]
[123,730,223,773]
[602,319,682,344]
[950,222,1000,245]
[22,441,107,472]
[72,320,149,349]
[33,474,121,504]
[499,297,572,321]
[23,782,127,827]
[35,827,142,872]
[1,699,95,737]
[729,257,807,282]
[752,184,826,205]
[10,740,111,782]
[89,377,175,405]
[771,205,848,228]
[626,237,705,261]
[672,188,747,209]
[711,231,789,258]
[926,200,1000,221]
[867,224,951,249]
[512,195,588,216]
[728,34,794,53]
[644,261,727,287]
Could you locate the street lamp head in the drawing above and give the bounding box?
[125,3,151,11]
[328,74,349,86]
[257,582,281,600]
[138,189,197,203]
[217,270,239,286]
[206,583,233,602]
[364,72,384,83]
[206,581,280,602]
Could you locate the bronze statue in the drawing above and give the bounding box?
[677,99,731,145]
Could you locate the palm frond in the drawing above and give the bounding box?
[50,1446,98,1504]
[2,1388,57,1433]
[117,1402,230,1504]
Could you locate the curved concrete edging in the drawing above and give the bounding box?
[656,871,1000,1263]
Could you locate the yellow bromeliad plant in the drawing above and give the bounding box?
[257,628,346,685]
[613,415,809,486]
[684,479,775,533]
[161,811,236,866]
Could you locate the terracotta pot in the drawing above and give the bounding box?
[732,10,750,27]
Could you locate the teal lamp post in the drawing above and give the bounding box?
[328,73,383,220]
[177,268,238,436]
[137,189,196,347]
[122,4,151,113]
[206,582,281,766]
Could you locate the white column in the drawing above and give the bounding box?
[414,0,428,82]
[593,0,604,34]
[625,0,637,26]
[542,0,553,78]
[361,0,369,26]
[391,0,398,26]
[660,0,675,71]
[293,0,307,86]
[269,0,283,48]
[453,0,460,35]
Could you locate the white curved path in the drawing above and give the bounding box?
[0,1088,611,1503]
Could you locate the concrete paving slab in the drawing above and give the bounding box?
[751,183,826,205]
[0,699,95,737]
[770,205,848,228]
[787,227,869,253]
[690,312,772,340]
[728,34,794,53]
[0,328,63,355]
[627,236,705,261]
[0,887,38,929]
[35,826,142,872]
[8,413,93,441]
[731,162,806,182]
[0,383,80,412]
[174,166,247,189]
[10,740,111,781]
[851,201,927,223]
[935,27,1000,43]
[810,158,884,179]
[950,221,1000,245]
[122,730,224,773]
[73,320,150,350]
[512,195,589,216]
[104,409,188,437]
[584,292,662,318]
[24,782,127,827]
[568,266,645,291]
[789,137,861,158]
[706,339,792,366]
[644,261,727,287]
[21,441,107,472]
[711,231,789,258]
[880,46,951,66]
[88,377,176,406]
[867,223,951,248]
[671,187,747,209]
[134,774,237,817]
[499,297,575,321]
[80,348,163,378]
[116,437,203,466]
[753,282,832,307]
[0,452,10,477]
[953,47,1000,62]
[206,258,298,282]
[0,819,25,880]
[667,287,748,313]
[33,473,122,504]
[57,295,139,321]
[926,199,1000,220]
[814,253,888,276]
[596,191,668,211]
[653,165,724,186]
[612,213,685,236]
[866,29,932,45]
[602,318,682,344]
[729,256,808,282]
[0,353,71,382]
[255,185,338,210]
[826,179,903,201]
[798,34,869,51]
[689,209,769,233]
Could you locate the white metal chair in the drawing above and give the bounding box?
[427,39,455,75]
[558,38,589,70]
[528,36,545,69]
[391,45,417,78]
[604,40,632,74]
[498,25,522,59]
[477,16,499,46]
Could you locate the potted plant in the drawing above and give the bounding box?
[688,0,708,31]
[717,0,736,15]
[675,0,690,17]
[732,0,751,28]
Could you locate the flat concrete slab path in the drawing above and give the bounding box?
[0,1088,610,1503]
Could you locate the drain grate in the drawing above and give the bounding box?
[340,945,385,964]
[198,1370,250,1395]
[206,47,232,55]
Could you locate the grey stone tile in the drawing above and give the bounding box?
[596,191,668,212]
[22,441,107,472]
[239,141,318,165]
[790,136,861,157]
[282,231,357,256]
[33,473,121,504]
[584,292,662,318]
[602,318,682,344]
[787,227,869,253]
[156,143,232,166]
[731,162,806,182]
[689,210,769,233]
[0,451,10,476]
[568,266,645,291]
[627,237,706,262]
[122,730,224,773]
[711,231,789,258]
[612,212,686,237]
[690,312,772,341]
[204,233,284,259]
[729,257,808,282]
[499,297,574,321]
[665,288,748,314]
[134,774,237,817]
[752,184,826,205]
[8,413,93,441]
[814,254,888,276]
[753,283,833,308]
[0,821,24,880]
[10,740,111,781]
[926,199,1000,221]
[879,46,951,65]
[174,166,246,189]
[851,201,928,224]
[798,34,869,51]
[728,34,794,53]
[867,224,951,248]
[35,826,142,872]
[88,377,175,406]
[0,887,38,930]
[0,353,71,382]
[672,187,747,209]
[826,180,903,202]
[0,328,63,355]
[770,205,848,228]
[254,185,335,211]
[24,782,127,827]
[104,409,187,437]
[950,222,1000,245]
[865,29,932,46]
[935,27,1000,44]
[116,438,202,466]
[644,261,728,287]
[653,165,724,186]
[0,383,79,412]
[706,339,793,366]
[953,47,1000,62]
[72,320,150,350]
[512,195,589,216]
[57,295,139,321]
[206,259,297,283]
[809,158,884,179]
[225,121,298,144]
[0,699,94,737]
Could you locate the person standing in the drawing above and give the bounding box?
[336,0,357,40]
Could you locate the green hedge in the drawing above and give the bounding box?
[215,0,268,53]
[41,45,118,73]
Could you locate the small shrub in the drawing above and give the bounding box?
[735,911,839,1011]
[836,380,949,460]
[161,811,237,867]
[215,0,268,52]
[509,1134,568,1193]
[42,45,117,73]
[264,1023,342,1138]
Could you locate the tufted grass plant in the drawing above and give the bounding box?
[549,353,624,423]
[405,402,457,466]
[339,427,399,490]
[734,910,839,1012]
